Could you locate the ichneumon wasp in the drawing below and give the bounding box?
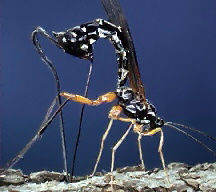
[35,0,216,184]
[3,0,216,185]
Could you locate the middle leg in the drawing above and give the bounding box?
[142,128,170,184]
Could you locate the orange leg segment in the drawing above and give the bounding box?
[108,105,136,124]
[60,91,117,106]
[141,127,162,136]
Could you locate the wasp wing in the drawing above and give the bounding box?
[101,0,146,103]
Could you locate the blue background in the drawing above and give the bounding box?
[1,0,216,176]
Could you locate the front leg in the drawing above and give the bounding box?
[60,91,117,106]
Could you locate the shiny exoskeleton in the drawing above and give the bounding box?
[54,19,164,131]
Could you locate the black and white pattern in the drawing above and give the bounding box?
[117,87,164,130]
[53,19,128,88]
[53,19,163,130]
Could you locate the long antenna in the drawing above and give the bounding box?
[166,122,216,141]
[32,28,68,174]
[71,61,93,180]
[165,123,216,156]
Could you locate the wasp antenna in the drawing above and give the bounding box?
[31,28,68,175]
[166,122,216,141]
[71,61,93,180]
[165,123,216,157]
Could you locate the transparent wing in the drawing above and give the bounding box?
[101,0,146,103]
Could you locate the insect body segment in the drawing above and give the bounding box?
[53,19,128,89]
[58,19,164,132]
[116,87,164,131]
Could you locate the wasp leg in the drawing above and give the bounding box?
[142,128,170,185]
[60,91,117,105]
[111,124,133,183]
[90,118,114,177]
[137,134,145,170]
[109,105,146,170]
[108,105,136,123]
[91,105,135,177]
[132,124,145,170]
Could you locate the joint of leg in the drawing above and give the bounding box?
[60,92,94,105]
[108,105,122,119]
[142,127,162,136]
[91,100,101,106]
[98,92,117,103]
[112,147,117,153]
[133,123,143,133]
[60,92,75,99]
